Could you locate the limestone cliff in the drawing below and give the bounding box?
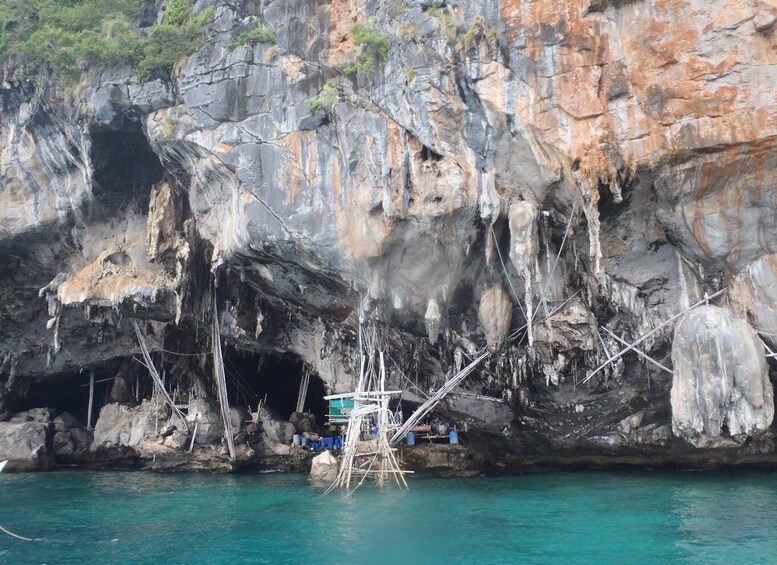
[2,0,777,471]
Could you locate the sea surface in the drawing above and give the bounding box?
[1,469,777,564]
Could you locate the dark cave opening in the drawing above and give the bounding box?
[222,349,327,424]
[89,123,164,212]
[596,180,629,220]
[16,365,127,427]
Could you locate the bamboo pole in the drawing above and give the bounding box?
[212,303,236,460]
[132,320,190,432]
[188,420,199,453]
[295,369,310,414]
[390,350,490,445]
[87,369,95,430]
[600,327,673,375]
[581,288,726,385]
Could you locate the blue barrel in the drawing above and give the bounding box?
[406,432,415,446]
[449,430,459,444]
[292,434,301,446]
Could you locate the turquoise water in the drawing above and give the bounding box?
[2,470,777,564]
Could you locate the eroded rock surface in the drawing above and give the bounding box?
[309,449,339,483]
[1,0,777,471]
[0,410,55,471]
[671,306,774,448]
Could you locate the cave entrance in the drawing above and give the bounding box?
[15,363,135,428]
[223,349,327,424]
[89,122,164,213]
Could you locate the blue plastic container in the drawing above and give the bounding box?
[449,430,459,444]
[322,437,334,448]
[406,432,415,446]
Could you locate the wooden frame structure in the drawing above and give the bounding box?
[325,321,411,493]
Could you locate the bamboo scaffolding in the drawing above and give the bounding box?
[507,289,583,343]
[325,319,410,494]
[539,196,578,313]
[132,320,190,432]
[581,288,726,385]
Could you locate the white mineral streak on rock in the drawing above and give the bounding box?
[478,284,512,352]
[671,306,773,448]
[424,299,442,344]
[577,178,602,280]
[508,201,536,345]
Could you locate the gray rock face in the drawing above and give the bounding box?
[258,404,295,445]
[52,412,92,459]
[671,306,774,447]
[729,254,777,349]
[1,0,777,471]
[187,398,225,445]
[92,400,169,451]
[0,410,55,471]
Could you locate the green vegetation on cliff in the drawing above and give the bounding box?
[225,26,277,52]
[136,0,214,79]
[0,0,212,82]
[345,21,389,75]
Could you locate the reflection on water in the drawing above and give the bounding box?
[2,470,777,564]
[671,474,777,564]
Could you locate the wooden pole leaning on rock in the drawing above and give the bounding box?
[581,288,726,385]
[212,305,236,460]
[757,332,777,358]
[188,420,199,453]
[132,320,190,433]
[296,368,310,414]
[390,350,491,446]
[87,369,95,430]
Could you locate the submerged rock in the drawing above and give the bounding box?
[671,306,774,448]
